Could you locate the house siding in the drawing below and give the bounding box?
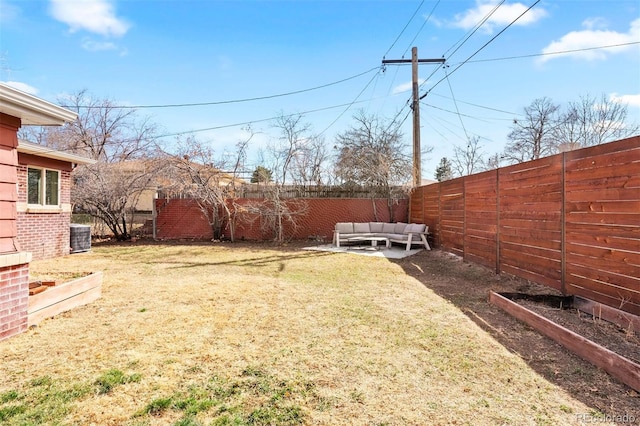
[0,113,20,254]
[0,112,29,341]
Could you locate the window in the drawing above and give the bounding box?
[27,167,60,206]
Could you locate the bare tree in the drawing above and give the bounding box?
[165,133,250,242]
[291,134,330,186]
[452,136,485,177]
[334,111,412,220]
[483,152,502,170]
[503,97,560,163]
[555,93,639,149]
[246,113,316,244]
[19,89,160,240]
[38,89,158,162]
[72,159,161,239]
[265,112,329,186]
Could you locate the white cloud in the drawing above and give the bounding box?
[2,81,39,95]
[392,79,425,95]
[49,0,130,37]
[581,17,609,31]
[610,93,640,108]
[452,0,548,33]
[539,18,640,63]
[81,38,117,51]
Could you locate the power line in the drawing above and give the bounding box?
[459,41,640,64]
[382,0,425,59]
[317,68,383,138]
[61,67,380,109]
[444,0,506,59]
[160,97,377,139]
[428,93,519,116]
[421,102,504,123]
[402,0,442,57]
[415,1,502,94]
[444,69,470,141]
[420,0,542,100]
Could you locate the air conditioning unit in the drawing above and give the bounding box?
[70,224,91,253]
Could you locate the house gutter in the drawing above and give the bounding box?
[17,139,96,165]
[0,83,77,126]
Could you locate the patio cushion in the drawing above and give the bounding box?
[335,222,354,233]
[405,223,426,234]
[387,233,408,241]
[382,223,396,233]
[353,222,371,233]
[369,222,384,233]
[394,222,408,233]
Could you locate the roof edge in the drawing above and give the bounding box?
[0,83,77,126]
[18,140,96,165]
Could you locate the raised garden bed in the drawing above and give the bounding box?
[28,271,103,326]
[489,291,640,392]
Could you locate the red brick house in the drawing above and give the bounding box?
[17,140,95,260]
[0,83,79,341]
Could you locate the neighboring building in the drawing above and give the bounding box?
[0,83,78,341]
[16,140,95,260]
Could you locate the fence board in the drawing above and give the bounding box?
[565,186,640,202]
[567,227,638,253]
[566,212,640,226]
[409,187,423,224]
[464,171,498,267]
[565,143,640,169]
[501,263,562,290]
[566,201,640,213]
[565,248,640,276]
[565,272,640,307]
[422,184,440,246]
[500,233,561,251]
[565,281,640,316]
[565,264,640,293]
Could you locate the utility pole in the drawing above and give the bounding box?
[382,47,445,187]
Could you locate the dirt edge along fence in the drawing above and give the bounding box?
[410,136,640,316]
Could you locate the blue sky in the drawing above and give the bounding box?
[1,0,639,179]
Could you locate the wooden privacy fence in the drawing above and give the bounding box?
[410,136,640,316]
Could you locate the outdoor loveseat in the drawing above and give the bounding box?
[333,222,431,251]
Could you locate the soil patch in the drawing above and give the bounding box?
[394,249,640,420]
[513,294,640,364]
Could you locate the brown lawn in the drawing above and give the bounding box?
[0,241,637,425]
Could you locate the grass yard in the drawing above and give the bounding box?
[0,242,636,425]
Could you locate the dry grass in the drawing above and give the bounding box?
[1,242,595,425]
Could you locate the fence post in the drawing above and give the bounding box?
[462,177,467,261]
[561,152,566,295]
[495,168,501,274]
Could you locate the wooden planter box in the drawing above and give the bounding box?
[489,291,640,392]
[28,272,103,326]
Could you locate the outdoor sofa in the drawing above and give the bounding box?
[333,222,431,251]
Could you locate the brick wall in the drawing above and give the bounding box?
[16,211,71,260]
[16,160,72,260]
[0,261,29,341]
[155,197,409,241]
[155,198,214,239]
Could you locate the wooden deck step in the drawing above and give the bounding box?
[29,286,48,296]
